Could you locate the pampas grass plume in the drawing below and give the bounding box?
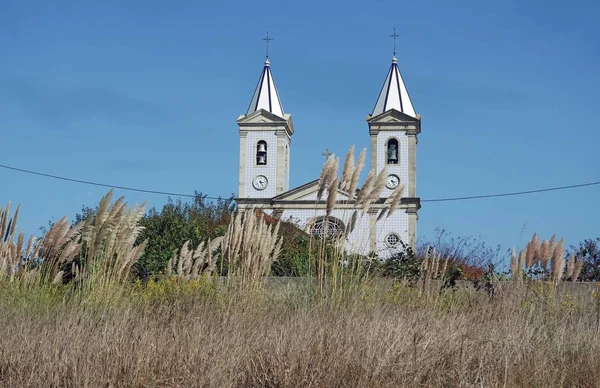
[572,259,584,282]
[348,148,366,199]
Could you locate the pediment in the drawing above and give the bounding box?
[272,179,353,202]
[237,109,294,135]
[237,109,288,124]
[367,109,420,124]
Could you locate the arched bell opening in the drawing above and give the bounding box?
[256,140,267,165]
[386,138,399,165]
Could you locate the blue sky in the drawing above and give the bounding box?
[1,0,599,266]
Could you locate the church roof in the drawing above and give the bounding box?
[371,56,416,118]
[246,59,285,118]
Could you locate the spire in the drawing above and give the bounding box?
[371,55,416,118]
[371,28,416,117]
[246,32,284,118]
[246,59,285,118]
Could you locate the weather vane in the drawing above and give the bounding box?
[389,27,400,56]
[262,31,273,59]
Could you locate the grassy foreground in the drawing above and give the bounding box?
[1,163,597,386]
[1,279,599,387]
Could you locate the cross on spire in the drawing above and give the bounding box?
[389,27,400,57]
[322,148,333,160]
[262,31,273,59]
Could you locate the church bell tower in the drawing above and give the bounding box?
[237,50,294,200]
[366,33,421,251]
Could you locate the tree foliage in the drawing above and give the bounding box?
[568,238,600,282]
[132,193,236,279]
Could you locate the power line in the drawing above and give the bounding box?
[421,181,600,203]
[0,163,221,200]
[1,162,599,203]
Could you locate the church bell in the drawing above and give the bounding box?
[257,143,267,153]
[257,155,267,165]
[387,148,398,164]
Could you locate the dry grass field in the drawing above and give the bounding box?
[0,279,599,387]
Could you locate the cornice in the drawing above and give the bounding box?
[235,197,421,211]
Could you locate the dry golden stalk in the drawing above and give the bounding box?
[326,178,338,216]
[510,248,519,281]
[0,202,20,244]
[364,168,388,204]
[420,247,430,274]
[9,205,19,241]
[432,251,440,279]
[525,233,540,268]
[386,184,405,218]
[24,235,35,259]
[531,233,540,263]
[357,168,388,213]
[0,202,9,241]
[440,256,449,279]
[550,238,565,283]
[517,250,525,280]
[345,210,358,238]
[525,241,534,268]
[340,145,355,191]
[348,148,366,199]
[539,240,551,269]
[572,259,584,282]
[376,208,388,221]
[419,248,431,294]
[548,234,557,254]
[167,251,175,277]
[565,254,575,280]
[355,170,375,207]
[317,155,338,201]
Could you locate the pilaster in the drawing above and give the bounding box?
[370,134,377,172]
[407,209,417,251]
[238,132,248,198]
[276,132,287,195]
[369,209,378,254]
[407,131,417,198]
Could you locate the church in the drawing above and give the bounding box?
[234,42,421,258]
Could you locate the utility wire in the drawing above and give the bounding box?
[1,163,599,203]
[0,163,210,199]
[421,181,600,202]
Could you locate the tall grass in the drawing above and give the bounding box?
[0,278,599,387]
[1,189,147,292]
[1,185,598,386]
[510,233,584,284]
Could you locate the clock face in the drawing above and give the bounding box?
[252,175,268,190]
[386,174,400,189]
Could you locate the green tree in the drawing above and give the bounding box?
[132,192,236,279]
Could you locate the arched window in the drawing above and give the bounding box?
[256,141,267,165]
[386,138,399,164]
[309,217,345,239]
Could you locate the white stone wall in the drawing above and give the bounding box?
[375,210,410,258]
[269,207,406,258]
[245,131,278,198]
[377,132,410,197]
